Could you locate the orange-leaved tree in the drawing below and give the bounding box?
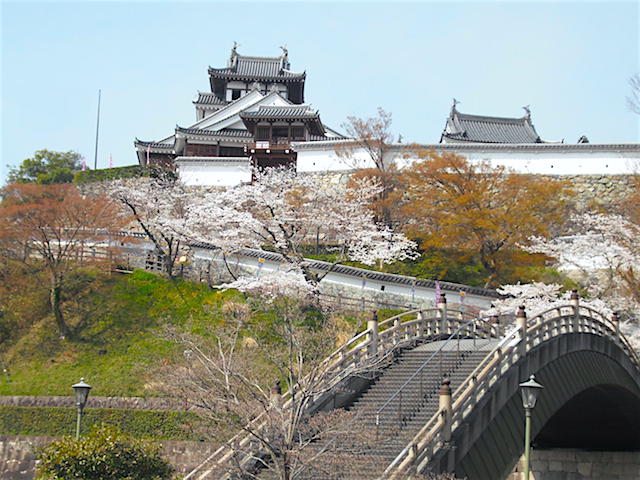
[401,150,573,287]
[0,183,124,338]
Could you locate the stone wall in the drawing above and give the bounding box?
[507,449,640,479]
[542,174,637,210]
[0,435,216,480]
[303,171,638,211]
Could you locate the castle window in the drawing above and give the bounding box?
[231,89,241,100]
[272,127,289,141]
[291,126,305,140]
[219,146,244,157]
[257,126,270,141]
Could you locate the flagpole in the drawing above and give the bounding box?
[93,89,101,170]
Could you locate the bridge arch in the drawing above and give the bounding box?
[432,333,640,480]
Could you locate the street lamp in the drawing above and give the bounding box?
[71,378,92,440]
[519,374,544,480]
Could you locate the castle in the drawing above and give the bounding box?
[135,45,640,186]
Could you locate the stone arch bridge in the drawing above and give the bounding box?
[185,295,640,480]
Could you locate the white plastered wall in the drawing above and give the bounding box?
[297,144,640,175]
[177,158,251,186]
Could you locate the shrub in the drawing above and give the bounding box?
[35,423,173,480]
[73,165,176,184]
[0,406,200,440]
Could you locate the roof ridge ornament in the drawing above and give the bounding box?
[522,104,531,119]
[229,41,240,68]
[279,44,289,70]
[451,98,460,114]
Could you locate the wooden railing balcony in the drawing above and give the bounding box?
[249,139,296,151]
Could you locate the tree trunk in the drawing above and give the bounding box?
[164,255,175,279]
[481,259,498,289]
[50,274,68,339]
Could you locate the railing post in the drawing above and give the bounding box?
[491,314,499,338]
[517,306,527,354]
[611,312,620,334]
[439,377,453,442]
[393,317,401,345]
[438,293,447,335]
[417,311,426,340]
[571,289,580,332]
[367,310,379,359]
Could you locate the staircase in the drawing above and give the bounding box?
[260,339,498,480]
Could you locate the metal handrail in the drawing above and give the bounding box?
[374,314,508,433]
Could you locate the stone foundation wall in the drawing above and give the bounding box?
[0,435,216,480]
[507,449,640,479]
[543,174,637,210]
[303,171,637,211]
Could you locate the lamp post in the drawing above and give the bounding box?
[519,374,543,480]
[71,378,92,440]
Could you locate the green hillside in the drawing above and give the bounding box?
[0,268,374,398]
[0,270,232,396]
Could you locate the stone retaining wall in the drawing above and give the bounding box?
[507,449,640,479]
[0,395,186,410]
[0,435,216,480]
[303,171,638,211]
[543,174,636,210]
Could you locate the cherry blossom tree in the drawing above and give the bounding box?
[182,168,416,296]
[109,176,192,278]
[483,213,640,350]
[484,282,640,352]
[524,213,640,316]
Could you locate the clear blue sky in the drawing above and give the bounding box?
[2,1,639,183]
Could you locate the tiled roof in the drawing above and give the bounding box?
[209,54,305,81]
[240,105,318,120]
[134,139,174,150]
[176,126,253,138]
[442,108,543,144]
[194,92,226,105]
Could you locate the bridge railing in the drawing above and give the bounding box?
[182,302,482,479]
[374,313,512,438]
[385,301,640,478]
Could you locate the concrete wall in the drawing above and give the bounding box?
[507,449,640,479]
[0,435,217,480]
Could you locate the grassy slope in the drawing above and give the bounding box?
[0,270,246,397]
[0,269,382,398]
